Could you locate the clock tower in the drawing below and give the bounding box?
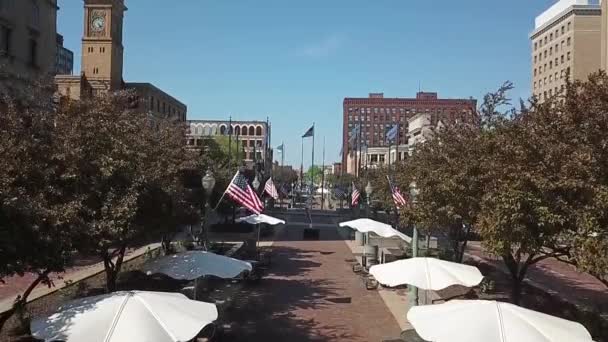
[81,0,127,92]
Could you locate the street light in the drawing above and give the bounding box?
[365,181,373,218]
[201,169,216,250]
[409,180,419,306]
[252,175,260,191]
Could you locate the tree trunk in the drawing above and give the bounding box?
[502,253,532,305]
[455,224,472,263]
[510,275,523,305]
[103,245,127,293]
[0,270,50,333]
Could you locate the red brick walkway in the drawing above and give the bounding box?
[466,242,608,314]
[222,224,402,341]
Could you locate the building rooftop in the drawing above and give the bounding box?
[344,92,476,105]
[187,119,268,125]
[533,0,600,34]
[125,82,187,109]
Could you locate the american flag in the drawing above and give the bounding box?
[351,182,360,207]
[387,176,407,208]
[264,178,279,200]
[225,171,264,214]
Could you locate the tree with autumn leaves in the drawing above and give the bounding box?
[0,73,196,331]
[389,75,608,304]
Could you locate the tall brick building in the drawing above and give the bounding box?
[342,92,477,174]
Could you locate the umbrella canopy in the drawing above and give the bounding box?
[407,300,594,342]
[142,251,252,281]
[236,213,286,225]
[339,218,412,243]
[369,257,483,290]
[31,291,218,342]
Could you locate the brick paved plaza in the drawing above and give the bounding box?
[221,223,402,341]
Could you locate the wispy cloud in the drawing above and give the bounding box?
[297,33,346,58]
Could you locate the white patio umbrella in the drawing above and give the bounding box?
[407,300,594,342]
[369,257,483,290]
[339,218,412,243]
[142,250,252,281]
[31,291,218,342]
[236,213,286,225]
[237,213,285,248]
[316,187,330,194]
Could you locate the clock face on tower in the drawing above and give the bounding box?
[91,16,105,31]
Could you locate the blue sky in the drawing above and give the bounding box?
[57,0,555,167]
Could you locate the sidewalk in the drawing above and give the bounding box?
[342,238,412,331]
[465,242,608,316]
[0,243,161,313]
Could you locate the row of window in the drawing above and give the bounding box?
[534,52,570,76]
[149,96,184,120]
[190,125,264,136]
[0,25,38,67]
[347,107,471,116]
[534,21,571,51]
[86,46,106,54]
[364,152,408,163]
[534,67,570,90]
[534,37,571,64]
[534,85,565,101]
[186,139,263,160]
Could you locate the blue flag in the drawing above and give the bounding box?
[386,124,399,142]
[302,126,314,138]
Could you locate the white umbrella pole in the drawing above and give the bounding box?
[256,223,261,258]
[194,277,198,300]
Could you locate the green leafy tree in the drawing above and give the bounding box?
[478,74,608,302]
[305,165,324,185]
[0,74,81,331]
[55,90,191,292]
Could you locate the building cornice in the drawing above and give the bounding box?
[530,5,600,39]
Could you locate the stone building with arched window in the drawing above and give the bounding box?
[186,119,272,172]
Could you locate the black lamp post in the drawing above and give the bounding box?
[409,180,420,306]
[201,169,216,250]
[365,181,373,218]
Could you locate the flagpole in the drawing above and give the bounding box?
[213,170,240,211]
[228,116,232,168]
[357,115,362,178]
[321,136,325,210]
[387,123,391,173]
[236,131,240,166]
[395,123,399,175]
[311,122,315,208]
[300,137,304,191]
[281,141,285,209]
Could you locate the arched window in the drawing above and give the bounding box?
[248,126,255,136]
[220,125,227,135]
[255,126,263,136]
[203,125,211,136]
[211,125,218,135]
[234,125,240,135]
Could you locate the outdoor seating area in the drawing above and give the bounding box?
[3,214,286,342]
[339,218,599,342]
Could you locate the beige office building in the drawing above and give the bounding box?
[531,0,602,102]
[0,0,58,78]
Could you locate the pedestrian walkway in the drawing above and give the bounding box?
[222,223,402,341]
[465,242,608,316]
[0,243,161,313]
[343,239,412,331]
